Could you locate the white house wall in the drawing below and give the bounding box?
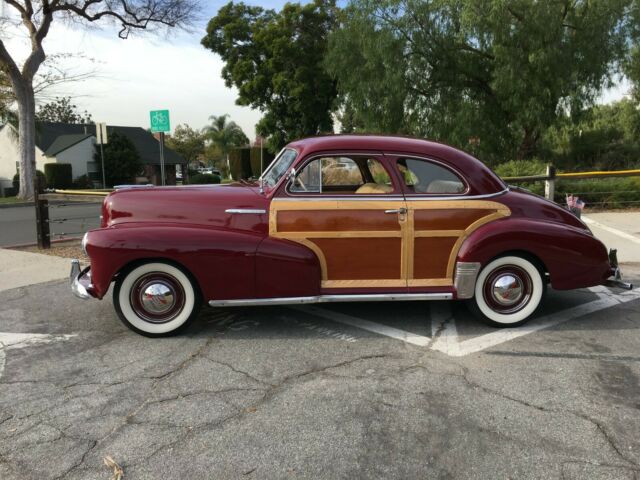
[0,125,50,194]
[52,137,95,179]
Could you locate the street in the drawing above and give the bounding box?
[0,203,101,247]
[1,269,639,479]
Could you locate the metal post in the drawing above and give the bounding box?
[260,140,263,176]
[159,132,166,186]
[99,142,106,189]
[544,165,556,202]
[35,197,50,250]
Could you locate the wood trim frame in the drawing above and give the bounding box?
[269,198,511,289]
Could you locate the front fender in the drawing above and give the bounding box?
[457,218,610,290]
[85,223,265,300]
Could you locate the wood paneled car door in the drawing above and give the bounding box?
[394,157,511,288]
[270,155,409,290]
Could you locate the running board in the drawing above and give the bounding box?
[209,293,452,307]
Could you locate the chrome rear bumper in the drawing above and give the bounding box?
[70,259,94,299]
[605,249,633,290]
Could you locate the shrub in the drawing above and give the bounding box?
[190,173,221,184]
[554,177,640,210]
[229,148,252,180]
[249,147,275,177]
[493,159,548,178]
[13,170,47,193]
[44,163,73,189]
[73,174,94,189]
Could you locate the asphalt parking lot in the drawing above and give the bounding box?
[0,265,639,480]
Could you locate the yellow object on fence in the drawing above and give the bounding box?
[53,189,112,196]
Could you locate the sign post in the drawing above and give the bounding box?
[150,110,171,186]
[96,122,108,188]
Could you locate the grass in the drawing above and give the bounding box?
[0,196,26,205]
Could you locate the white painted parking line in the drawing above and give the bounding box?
[291,305,432,347]
[432,287,640,357]
[582,216,640,245]
[289,287,640,356]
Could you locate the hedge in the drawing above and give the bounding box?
[13,170,47,193]
[229,147,276,180]
[190,173,221,184]
[44,163,73,189]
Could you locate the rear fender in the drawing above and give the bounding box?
[457,218,610,290]
[85,224,264,300]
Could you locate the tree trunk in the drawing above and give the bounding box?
[15,83,37,200]
[516,128,540,160]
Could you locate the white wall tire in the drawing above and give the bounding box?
[467,255,545,327]
[114,262,201,337]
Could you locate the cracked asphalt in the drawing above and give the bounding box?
[1,268,640,479]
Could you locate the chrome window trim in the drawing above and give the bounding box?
[391,154,470,196]
[404,188,509,201]
[272,190,508,201]
[209,292,452,307]
[284,152,397,198]
[225,209,267,214]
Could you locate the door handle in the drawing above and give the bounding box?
[384,208,407,214]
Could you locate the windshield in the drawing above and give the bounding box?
[261,148,298,188]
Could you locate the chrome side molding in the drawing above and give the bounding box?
[454,262,481,299]
[225,209,267,214]
[209,292,452,307]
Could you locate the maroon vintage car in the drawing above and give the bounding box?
[71,135,631,336]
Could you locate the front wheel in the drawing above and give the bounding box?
[467,255,545,328]
[114,262,201,337]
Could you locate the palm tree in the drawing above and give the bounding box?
[203,114,249,178]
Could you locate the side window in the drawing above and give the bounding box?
[289,157,394,195]
[397,158,465,194]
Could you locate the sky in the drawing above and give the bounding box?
[1,1,633,140]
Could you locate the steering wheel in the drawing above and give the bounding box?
[294,175,308,192]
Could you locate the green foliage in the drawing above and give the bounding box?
[44,163,72,189]
[202,1,338,152]
[72,174,94,189]
[541,99,640,171]
[329,0,632,163]
[249,147,274,178]
[203,114,248,160]
[36,97,92,124]
[493,159,548,178]
[229,147,252,180]
[96,132,142,187]
[190,173,221,184]
[165,124,205,165]
[13,170,46,193]
[554,178,640,209]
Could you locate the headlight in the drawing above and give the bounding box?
[81,233,89,255]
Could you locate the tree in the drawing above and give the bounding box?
[165,123,205,167]
[0,1,200,200]
[203,114,249,176]
[97,132,142,187]
[327,0,632,163]
[201,0,338,152]
[36,96,92,123]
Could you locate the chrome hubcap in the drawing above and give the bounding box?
[140,282,176,314]
[491,274,524,306]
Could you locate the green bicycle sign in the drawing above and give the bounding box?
[150,109,170,133]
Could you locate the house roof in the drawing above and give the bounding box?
[35,122,185,165]
[44,134,92,156]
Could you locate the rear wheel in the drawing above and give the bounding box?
[467,255,545,327]
[114,262,201,337]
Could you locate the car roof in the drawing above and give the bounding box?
[285,135,506,196]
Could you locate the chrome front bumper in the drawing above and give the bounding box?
[605,249,633,290]
[70,259,94,299]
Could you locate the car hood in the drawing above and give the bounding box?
[101,183,269,234]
